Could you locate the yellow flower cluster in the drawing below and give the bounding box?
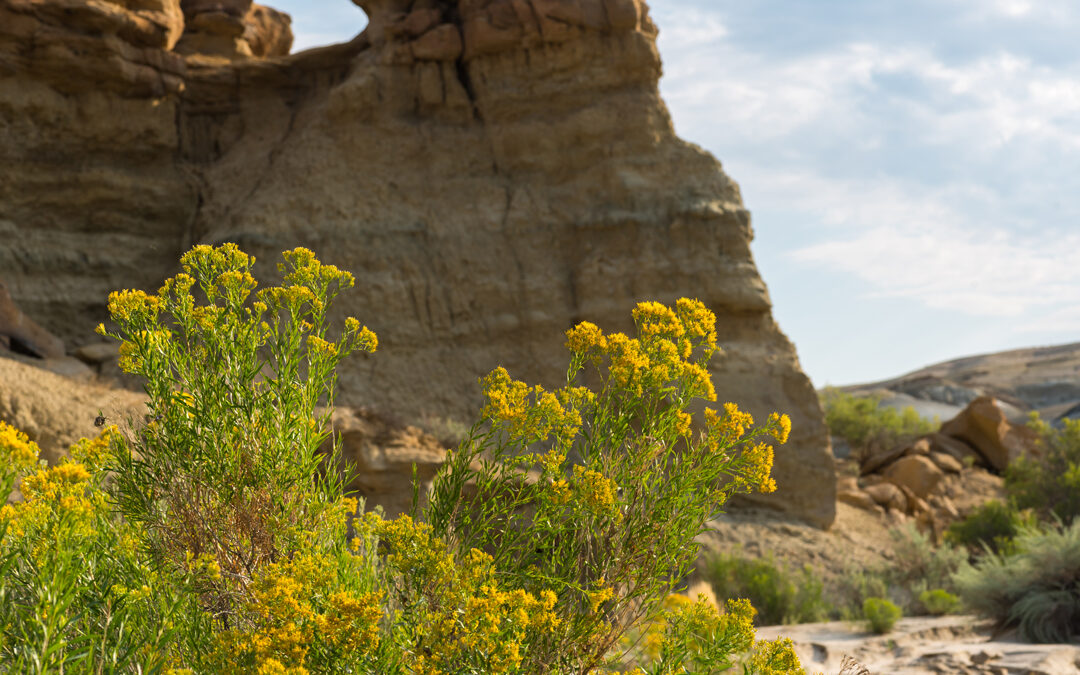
[181,243,254,279]
[706,402,754,441]
[279,247,355,291]
[565,321,607,355]
[563,298,721,401]
[0,429,105,552]
[586,580,614,613]
[216,269,258,299]
[107,288,160,325]
[573,465,619,515]
[366,513,560,673]
[741,442,778,494]
[675,297,718,349]
[212,549,382,673]
[0,420,40,469]
[748,637,806,675]
[306,335,339,358]
[259,285,323,314]
[344,317,378,353]
[768,412,793,444]
[480,367,583,444]
[633,301,685,341]
[117,329,170,373]
[68,425,118,472]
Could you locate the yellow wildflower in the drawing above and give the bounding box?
[675,298,718,350]
[742,441,777,494]
[307,335,338,358]
[107,288,160,325]
[573,466,619,514]
[768,412,792,444]
[0,421,40,468]
[675,410,692,437]
[632,301,685,341]
[565,321,607,355]
[586,580,614,613]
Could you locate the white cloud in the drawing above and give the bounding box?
[780,174,1080,320]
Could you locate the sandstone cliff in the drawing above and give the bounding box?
[0,0,836,527]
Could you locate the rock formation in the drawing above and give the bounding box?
[0,0,836,526]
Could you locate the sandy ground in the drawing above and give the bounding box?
[757,616,1080,675]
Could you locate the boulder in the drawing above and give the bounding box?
[924,432,984,467]
[904,437,931,456]
[883,455,944,500]
[860,443,907,476]
[838,488,877,512]
[864,483,907,513]
[941,396,1038,472]
[927,451,962,474]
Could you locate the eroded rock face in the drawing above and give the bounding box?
[174,0,293,59]
[0,0,836,527]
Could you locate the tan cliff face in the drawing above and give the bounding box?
[0,0,836,527]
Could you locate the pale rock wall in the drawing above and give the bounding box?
[0,0,836,527]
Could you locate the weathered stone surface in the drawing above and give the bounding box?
[0,279,65,359]
[243,4,292,57]
[941,396,1038,472]
[73,342,122,365]
[1,0,836,527]
[884,454,944,500]
[325,407,447,517]
[175,0,293,59]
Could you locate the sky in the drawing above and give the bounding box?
[276,0,1080,388]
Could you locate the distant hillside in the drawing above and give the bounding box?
[837,342,1080,426]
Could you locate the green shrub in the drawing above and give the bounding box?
[954,521,1080,643]
[703,551,831,625]
[919,589,960,616]
[1006,416,1080,526]
[0,244,806,673]
[862,597,902,634]
[822,389,936,460]
[946,500,1031,556]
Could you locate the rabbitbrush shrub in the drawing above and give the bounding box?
[0,244,805,673]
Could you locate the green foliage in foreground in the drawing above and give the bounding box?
[0,244,805,673]
[703,552,830,626]
[862,598,901,634]
[1006,416,1080,527]
[954,521,1080,643]
[821,389,936,460]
